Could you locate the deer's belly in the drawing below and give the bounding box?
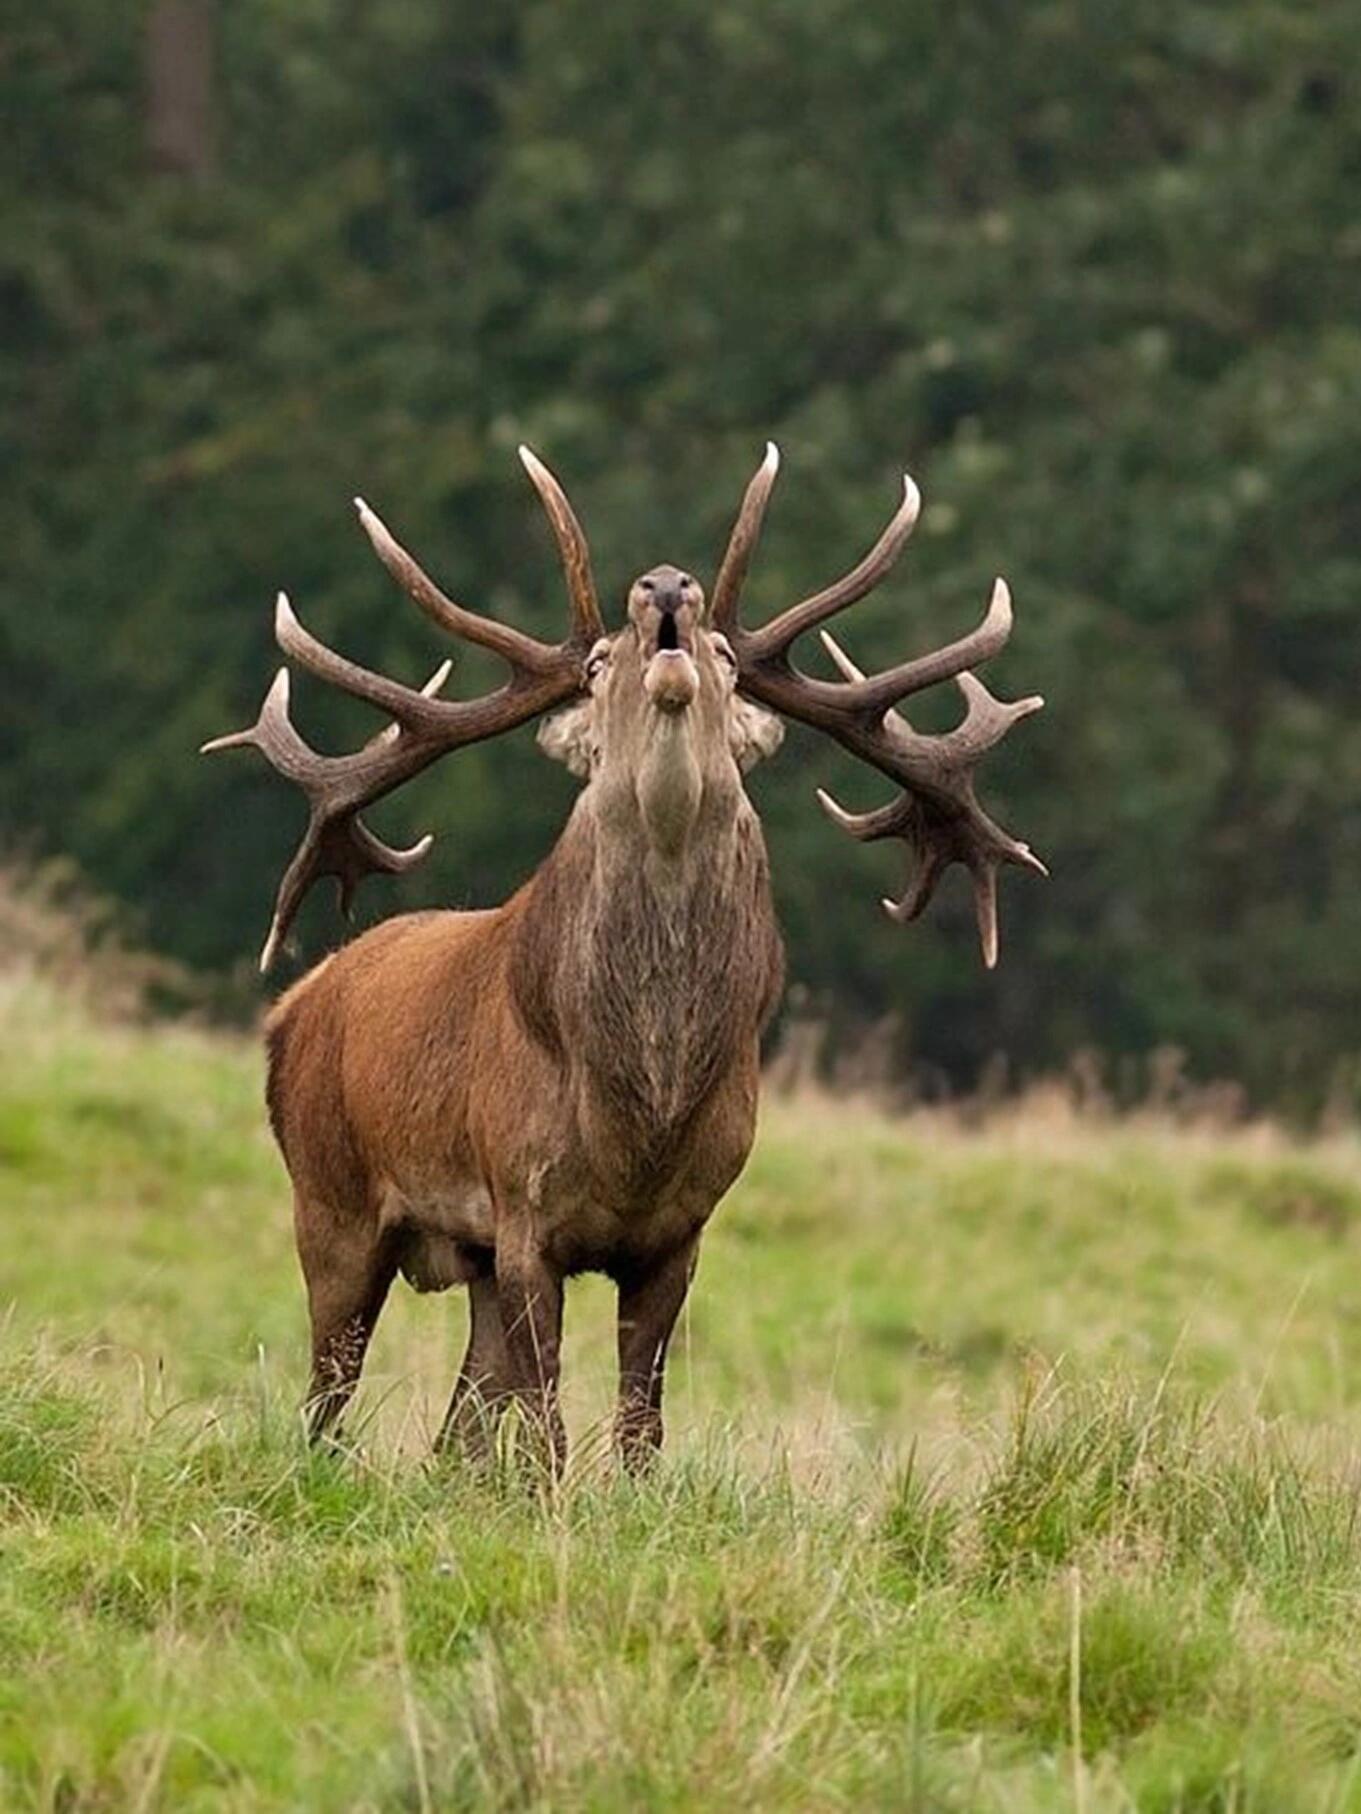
[383,1175,497,1287]
[396,1229,485,1293]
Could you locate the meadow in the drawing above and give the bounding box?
[4,961,1361,1810]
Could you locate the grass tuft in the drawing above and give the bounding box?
[4,970,1361,1805]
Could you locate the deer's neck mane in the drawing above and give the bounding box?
[511,785,783,1149]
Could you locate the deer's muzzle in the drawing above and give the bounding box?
[644,646,699,712]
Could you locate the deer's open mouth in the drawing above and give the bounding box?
[638,602,698,709]
[643,618,699,712]
[642,607,693,658]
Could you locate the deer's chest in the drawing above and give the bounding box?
[532,1060,760,1273]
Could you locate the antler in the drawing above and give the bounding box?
[712,449,1046,967]
[202,448,603,972]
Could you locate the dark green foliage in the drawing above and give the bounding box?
[3,2,1359,1108]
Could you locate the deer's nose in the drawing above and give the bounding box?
[652,575,688,614]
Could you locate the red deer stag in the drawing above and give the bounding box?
[204,445,1044,1467]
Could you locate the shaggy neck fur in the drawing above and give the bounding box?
[512,737,784,1159]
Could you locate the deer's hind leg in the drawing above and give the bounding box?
[294,1194,398,1445]
[436,1264,512,1459]
[495,1231,567,1476]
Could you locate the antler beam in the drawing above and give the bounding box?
[202,450,600,971]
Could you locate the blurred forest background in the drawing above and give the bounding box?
[3,2,1359,1116]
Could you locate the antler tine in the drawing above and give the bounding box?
[820,629,912,740]
[517,445,605,642]
[734,465,1045,967]
[741,473,920,664]
[885,851,950,925]
[813,786,906,841]
[827,577,1014,719]
[966,863,1000,971]
[274,593,452,730]
[952,668,1046,755]
[369,660,452,750]
[819,629,866,684]
[201,665,312,772]
[710,442,780,633]
[356,499,564,673]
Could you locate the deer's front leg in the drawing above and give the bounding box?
[495,1233,566,1475]
[615,1235,699,1470]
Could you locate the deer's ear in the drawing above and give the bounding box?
[730,698,784,772]
[537,703,595,778]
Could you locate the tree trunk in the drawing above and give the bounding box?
[146,0,218,180]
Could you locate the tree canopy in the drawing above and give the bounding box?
[3,1,1359,1112]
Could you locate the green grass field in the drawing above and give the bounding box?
[4,965,1361,1810]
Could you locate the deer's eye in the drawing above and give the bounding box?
[585,644,610,682]
[710,634,738,669]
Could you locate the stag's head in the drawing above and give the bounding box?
[537,551,783,853]
[204,441,1044,971]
